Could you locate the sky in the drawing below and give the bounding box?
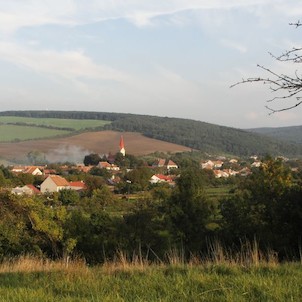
[1,0,302,129]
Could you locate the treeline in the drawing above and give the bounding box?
[1,110,302,156]
[0,159,302,263]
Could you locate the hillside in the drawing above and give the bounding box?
[1,110,301,157]
[247,125,302,145]
[0,131,191,163]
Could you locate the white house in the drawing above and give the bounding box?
[11,184,40,195]
[40,175,70,193]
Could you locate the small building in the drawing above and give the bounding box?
[150,174,174,185]
[11,184,40,195]
[40,175,70,193]
[69,181,86,191]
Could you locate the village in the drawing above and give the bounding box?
[6,135,298,197]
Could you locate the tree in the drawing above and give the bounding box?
[232,21,302,113]
[220,158,299,255]
[166,167,216,253]
[83,153,101,166]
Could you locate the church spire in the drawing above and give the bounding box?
[119,135,126,156]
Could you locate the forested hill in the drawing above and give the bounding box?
[247,126,302,145]
[1,110,301,157]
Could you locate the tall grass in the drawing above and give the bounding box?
[0,243,301,301]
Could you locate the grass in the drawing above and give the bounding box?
[0,117,111,142]
[0,125,71,142]
[205,185,233,201]
[0,116,110,131]
[0,246,301,302]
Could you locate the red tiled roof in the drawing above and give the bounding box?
[69,181,86,189]
[48,175,70,187]
[25,184,40,194]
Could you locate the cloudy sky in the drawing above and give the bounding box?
[1,0,302,128]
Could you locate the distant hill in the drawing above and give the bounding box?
[1,110,302,157]
[247,126,302,145]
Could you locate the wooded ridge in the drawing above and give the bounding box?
[1,110,301,157]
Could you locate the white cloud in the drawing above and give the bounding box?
[221,39,247,53]
[0,42,128,83]
[0,0,278,34]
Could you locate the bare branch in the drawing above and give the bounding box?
[289,20,302,28]
[231,21,302,113]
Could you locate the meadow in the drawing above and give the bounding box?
[0,116,111,131]
[0,125,71,142]
[0,256,301,301]
[0,117,111,142]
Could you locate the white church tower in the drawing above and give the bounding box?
[119,135,126,156]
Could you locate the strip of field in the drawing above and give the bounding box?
[0,125,70,142]
[0,116,110,131]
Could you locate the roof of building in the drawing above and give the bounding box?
[48,175,70,187]
[25,184,40,194]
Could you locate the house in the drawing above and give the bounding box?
[23,166,43,175]
[150,174,174,184]
[98,161,120,171]
[40,175,70,193]
[213,160,224,168]
[166,160,178,170]
[152,159,178,170]
[76,165,93,173]
[213,170,229,178]
[251,161,262,168]
[201,160,214,169]
[11,184,40,195]
[69,181,86,191]
[11,165,43,175]
[152,158,166,168]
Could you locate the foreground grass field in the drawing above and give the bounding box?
[0,257,301,301]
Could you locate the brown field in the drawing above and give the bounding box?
[0,131,191,163]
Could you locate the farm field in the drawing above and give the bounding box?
[0,258,301,301]
[0,116,111,131]
[0,125,70,142]
[0,131,191,163]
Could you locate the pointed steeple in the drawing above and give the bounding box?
[119,135,126,156]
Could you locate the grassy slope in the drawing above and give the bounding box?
[0,125,70,142]
[0,260,301,301]
[0,116,110,131]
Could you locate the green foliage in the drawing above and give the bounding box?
[58,189,80,205]
[125,167,153,192]
[166,167,216,252]
[83,153,101,166]
[220,158,302,255]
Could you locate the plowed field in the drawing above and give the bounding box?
[0,131,191,163]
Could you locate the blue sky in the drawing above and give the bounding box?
[1,0,302,128]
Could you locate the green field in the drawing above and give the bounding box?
[0,116,110,131]
[0,258,301,301]
[0,125,71,142]
[0,117,111,142]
